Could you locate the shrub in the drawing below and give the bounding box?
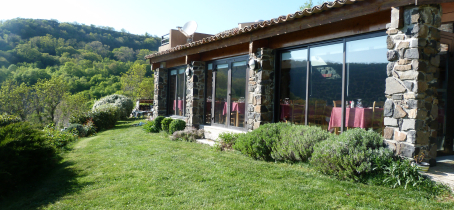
[70,104,120,131]
[0,122,57,196]
[154,116,165,130]
[91,104,120,130]
[233,122,290,161]
[169,119,186,134]
[83,118,96,136]
[92,94,133,119]
[0,114,21,127]
[43,124,78,149]
[66,123,87,137]
[215,132,242,151]
[271,125,331,162]
[310,128,391,181]
[161,118,174,133]
[171,127,204,142]
[143,120,159,133]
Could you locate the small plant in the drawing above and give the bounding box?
[161,118,174,133]
[271,125,331,162]
[233,122,290,160]
[43,124,78,149]
[414,153,425,164]
[216,132,242,151]
[143,120,159,133]
[154,116,165,130]
[66,123,87,137]
[171,127,204,142]
[83,118,97,136]
[169,119,186,134]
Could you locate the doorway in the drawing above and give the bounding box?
[209,56,248,129]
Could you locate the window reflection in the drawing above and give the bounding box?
[214,64,228,125]
[344,36,387,133]
[168,67,186,116]
[309,43,343,131]
[279,49,307,124]
[231,61,247,128]
[168,70,177,115]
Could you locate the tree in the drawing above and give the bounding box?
[34,76,68,124]
[300,0,323,10]
[113,46,135,62]
[120,62,153,100]
[0,80,31,120]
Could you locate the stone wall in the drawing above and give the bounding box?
[185,61,206,128]
[153,68,168,118]
[247,48,275,131]
[384,5,441,160]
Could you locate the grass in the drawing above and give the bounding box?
[1,119,453,209]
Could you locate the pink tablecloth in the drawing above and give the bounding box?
[328,107,384,130]
[222,102,245,115]
[280,104,304,120]
[173,100,184,110]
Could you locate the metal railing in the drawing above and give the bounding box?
[161,33,169,46]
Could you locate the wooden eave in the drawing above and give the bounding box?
[149,0,454,65]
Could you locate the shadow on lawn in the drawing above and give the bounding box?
[0,160,91,209]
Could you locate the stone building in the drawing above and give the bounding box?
[146,0,454,161]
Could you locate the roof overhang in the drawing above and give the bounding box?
[147,0,454,64]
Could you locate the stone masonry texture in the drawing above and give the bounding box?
[384,5,441,160]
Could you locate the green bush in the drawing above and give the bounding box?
[171,127,204,142]
[233,122,290,161]
[161,118,174,133]
[169,119,186,134]
[143,120,159,133]
[43,124,79,149]
[83,118,96,136]
[154,116,165,130]
[92,94,133,119]
[70,104,120,131]
[310,128,391,181]
[0,114,21,127]
[66,123,87,137]
[215,132,242,151]
[0,122,57,196]
[271,125,331,162]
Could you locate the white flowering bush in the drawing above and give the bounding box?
[92,94,133,119]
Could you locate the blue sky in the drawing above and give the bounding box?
[1,0,311,37]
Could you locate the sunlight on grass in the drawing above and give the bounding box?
[1,119,453,209]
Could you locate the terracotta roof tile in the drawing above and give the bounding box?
[145,0,363,59]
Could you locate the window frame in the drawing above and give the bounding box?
[274,30,387,132]
[167,65,187,117]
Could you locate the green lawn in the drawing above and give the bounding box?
[2,119,453,209]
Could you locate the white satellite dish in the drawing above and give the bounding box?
[178,21,198,43]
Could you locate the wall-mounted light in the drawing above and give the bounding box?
[185,66,191,77]
[248,59,257,70]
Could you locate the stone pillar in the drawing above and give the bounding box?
[384,5,441,160]
[153,68,168,118]
[247,48,275,131]
[185,61,205,128]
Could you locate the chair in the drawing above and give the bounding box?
[371,101,385,134]
[333,100,342,107]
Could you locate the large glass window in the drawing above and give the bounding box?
[309,43,343,130]
[277,33,388,135]
[214,64,229,125]
[168,67,186,116]
[279,49,307,124]
[344,36,387,133]
[231,61,247,128]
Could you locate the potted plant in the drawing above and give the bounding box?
[413,153,430,172]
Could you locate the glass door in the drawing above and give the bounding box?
[210,57,248,129]
[213,63,229,126]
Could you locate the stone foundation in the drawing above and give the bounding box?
[247,48,275,131]
[384,5,441,160]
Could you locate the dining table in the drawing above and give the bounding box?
[280,104,305,122]
[328,107,384,130]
